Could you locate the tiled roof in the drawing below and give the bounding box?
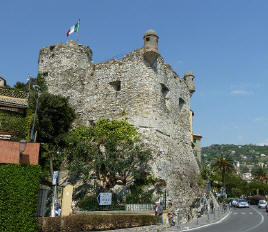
[0,95,28,108]
[0,88,29,108]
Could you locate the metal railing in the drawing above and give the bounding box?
[126,204,154,211]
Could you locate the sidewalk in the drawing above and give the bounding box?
[99,206,231,232]
[166,206,231,232]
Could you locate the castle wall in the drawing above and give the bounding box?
[38,40,201,220]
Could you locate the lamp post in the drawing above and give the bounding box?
[30,85,40,142]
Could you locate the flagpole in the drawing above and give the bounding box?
[76,19,80,42]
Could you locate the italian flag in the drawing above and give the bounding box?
[67,20,80,37]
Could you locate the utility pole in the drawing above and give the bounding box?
[30,85,40,142]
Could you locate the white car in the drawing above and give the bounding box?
[258,200,267,209]
[237,199,249,208]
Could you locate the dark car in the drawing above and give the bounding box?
[266,204,268,213]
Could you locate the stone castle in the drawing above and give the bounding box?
[38,30,201,219]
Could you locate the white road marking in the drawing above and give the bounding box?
[241,212,246,215]
[181,212,231,231]
[243,207,264,232]
[233,212,238,215]
[249,212,253,215]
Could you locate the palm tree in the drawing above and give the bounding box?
[212,154,234,188]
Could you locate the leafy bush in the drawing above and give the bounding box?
[248,195,265,205]
[78,196,125,211]
[39,214,159,231]
[0,164,41,232]
[65,119,152,200]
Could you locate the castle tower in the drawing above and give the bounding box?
[38,41,93,124]
[38,40,92,75]
[40,31,201,220]
[184,72,195,96]
[143,29,159,66]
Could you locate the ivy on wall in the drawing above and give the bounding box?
[25,108,35,141]
[0,164,41,232]
[0,110,26,136]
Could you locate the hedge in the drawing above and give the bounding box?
[38,214,160,231]
[0,164,41,232]
[78,196,125,211]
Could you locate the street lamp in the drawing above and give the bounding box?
[30,85,40,142]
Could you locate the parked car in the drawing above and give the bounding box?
[266,204,268,212]
[258,200,267,209]
[237,199,249,208]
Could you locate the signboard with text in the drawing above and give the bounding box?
[97,193,112,205]
[52,171,59,185]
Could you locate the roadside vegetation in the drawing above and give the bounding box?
[200,152,268,201]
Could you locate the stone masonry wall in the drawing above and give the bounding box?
[38,40,201,220]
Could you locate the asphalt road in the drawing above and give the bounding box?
[190,206,268,232]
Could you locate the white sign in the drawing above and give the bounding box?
[52,171,59,185]
[97,193,112,205]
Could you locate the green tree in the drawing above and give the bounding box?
[212,154,234,188]
[35,72,48,92]
[253,167,268,183]
[37,93,76,178]
[225,174,247,197]
[201,163,214,181]
[64,118,152,199]
[13,81,28,91]
[37,93,76,144]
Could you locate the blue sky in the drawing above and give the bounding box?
[1,0,268,147]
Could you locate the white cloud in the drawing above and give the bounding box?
[257,139,268,146]
[177,60,183,64]
[254,117,267,122]
[230,90,252,95]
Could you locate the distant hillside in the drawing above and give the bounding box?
[201,144,268,171]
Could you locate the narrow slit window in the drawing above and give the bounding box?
[109,81,121,91]
[160,83,169,98]
[179,98,185,111]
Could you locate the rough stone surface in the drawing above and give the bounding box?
[38,34,201,220]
